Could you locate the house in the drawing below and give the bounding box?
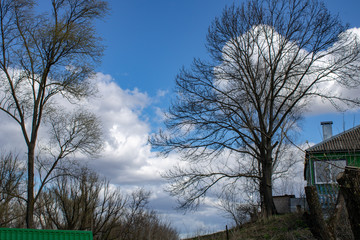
[304,121,360,211]
[273,195,307,214]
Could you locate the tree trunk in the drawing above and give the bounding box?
[260,158,276,218]
[329,191,354,240]
[305,186,334,240]
[26,144,35,228]
[337,166,360,239]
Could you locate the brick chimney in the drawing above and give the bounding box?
[321,121,333,140]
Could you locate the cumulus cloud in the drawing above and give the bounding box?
[156,89,168,98]
[77,73,160,185]
[215,25,360,117]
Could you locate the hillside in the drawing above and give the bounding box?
[184,213,316,240]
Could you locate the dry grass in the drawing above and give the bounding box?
[184,213,316,240]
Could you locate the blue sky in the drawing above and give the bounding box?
[6,0,360,238]
[96,0,227,93]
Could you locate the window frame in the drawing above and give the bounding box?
[314,159,347,184]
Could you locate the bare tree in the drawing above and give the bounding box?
[0,0,107,227]
[0,152,26,227]
[119,188,179,240]
[35,108,102,203]
[36,167,127,240]
[36,169,179,240]
[151,0,360,218]
[218,188,259,227]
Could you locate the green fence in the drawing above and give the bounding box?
[0,228,93,240]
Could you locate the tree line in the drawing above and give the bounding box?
[0,152,179,240]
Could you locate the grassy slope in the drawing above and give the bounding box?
[184,213,316,240]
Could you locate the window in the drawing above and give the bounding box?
[314,160,346,184]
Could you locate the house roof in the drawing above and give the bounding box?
[306,125,360,153]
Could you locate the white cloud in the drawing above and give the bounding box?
[80,73,158,184]
[0,114,27,154]
[156,89,168,98]
[216,25,360,117]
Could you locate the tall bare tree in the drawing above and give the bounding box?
[151,0,360,218]
[0,0,107,227]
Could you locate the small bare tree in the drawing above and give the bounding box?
[151,0,360,218]
[119,188,179,240]
[0,0,107,227]
[36,169,179,240]
[35,108,102,203]
[36,167,126,240]
[218,188,259,227]
[0,152,25,227]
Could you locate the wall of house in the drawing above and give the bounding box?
[305,151,360,211]
[273,195,308,214]
[273,195,292,214]
[306,151,360,186]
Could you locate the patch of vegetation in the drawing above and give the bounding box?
[184,213,316,240]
